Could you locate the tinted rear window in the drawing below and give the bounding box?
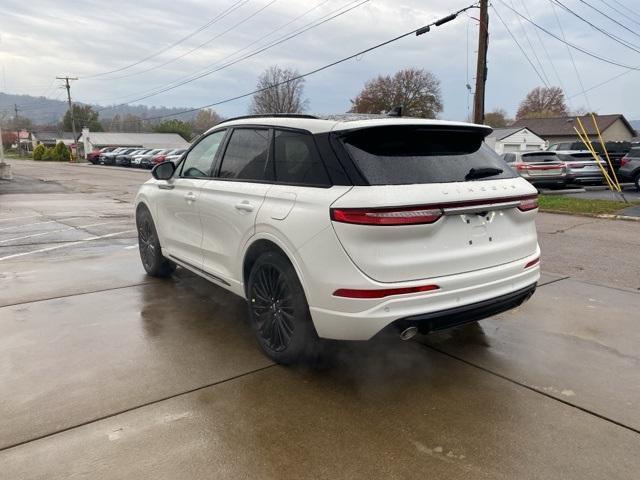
[339,126,516,185]
[521,152,560,163]
[274,130,330,186]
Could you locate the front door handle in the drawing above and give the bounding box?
[184,192,197,202]
[235,201,254,212]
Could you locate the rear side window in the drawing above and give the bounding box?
[339,126,516,185]
[219,129,269,180]
[273,130,330,186]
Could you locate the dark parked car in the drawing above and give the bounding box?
[139,149,172,169]
[548,141,631,176]
[115,149,151,167]
[100,147,140,165]
[618,147,640,190]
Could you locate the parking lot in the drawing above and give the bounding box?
[1,160,640,479]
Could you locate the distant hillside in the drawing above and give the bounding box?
[0,92,198,126]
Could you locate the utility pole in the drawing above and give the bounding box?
[56,76,79,161]
[14,104,20,157]
[473,0,489,125]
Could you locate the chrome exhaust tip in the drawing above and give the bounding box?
[399,326,419,341]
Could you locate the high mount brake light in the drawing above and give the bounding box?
[331,207,443,226]
[518,197,539,211]
[333,284,440,299]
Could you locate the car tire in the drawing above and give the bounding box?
[136,207,175,278]
[247,251,319,365]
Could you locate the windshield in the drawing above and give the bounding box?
[339,126,516,185]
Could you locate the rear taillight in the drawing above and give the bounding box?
[620,156,629,167]
[515,163,529,171]
[524,257,540,269]
[518,197,539,211]
[331,206,443,226]
[333,284,440,299]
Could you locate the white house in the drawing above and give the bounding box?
[79,128,190,157]
[485,127,546,154]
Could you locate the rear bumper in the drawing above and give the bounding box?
[308,252,540,341]
[566,172,603,183]
[394,283,536,334]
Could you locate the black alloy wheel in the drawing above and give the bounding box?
[136,207,175,277]
[251,263,296,353]
[248,252,319,364]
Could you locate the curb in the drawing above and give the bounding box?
[540,209,640,222]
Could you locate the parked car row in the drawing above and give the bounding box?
[501,149,613,188]
[87,146,187,169]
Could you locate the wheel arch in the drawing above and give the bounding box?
[242,237,306,298]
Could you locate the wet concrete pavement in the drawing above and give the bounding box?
[1,161,639,479]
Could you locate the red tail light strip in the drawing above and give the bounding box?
[333,284,440,299]
[331,194,538,225]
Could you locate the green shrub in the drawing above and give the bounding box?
[41,147,54,161]
[53,141,71,161]
[33,144,46,160]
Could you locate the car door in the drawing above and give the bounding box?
[198,128,272,285]
[155,129,227,269]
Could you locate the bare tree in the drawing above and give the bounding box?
[250,66,308,114]
[349,68,443,118]
[191,109,223,135]
[516,86,568,120]
[484,109,511,128]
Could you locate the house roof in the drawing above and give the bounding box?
[485,127,542,141]
[78,132,190,149]
[32,131,76,141]
[511,114,637,137]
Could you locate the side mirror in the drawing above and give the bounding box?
[152,161,176,180]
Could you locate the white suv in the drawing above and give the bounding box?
[135,115,540,364]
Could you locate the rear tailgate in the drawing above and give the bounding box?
[331,182,538,282]
[330,125,538,283]
[519,152,565,177]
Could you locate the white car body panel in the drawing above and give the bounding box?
[135,117,540,341]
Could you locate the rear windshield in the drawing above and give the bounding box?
[521,152,560,163]
[339,126,516,185]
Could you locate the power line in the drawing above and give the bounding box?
[89,0,339,105]
[491,5,549,86]
[520,0,567,96]
[81,0,249,79]
[607,0,640,23]
[552,0,640,54]
[508,0,551,86]
[105,0,280,81]
[548,0,591,109]
[567,66,638,99]
[96,0,370,112]
[576,0,640,40]
[108,2,481,126]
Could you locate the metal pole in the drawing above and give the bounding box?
[14,104,21,157]
[473,0,489,125]
[56,76,78,162]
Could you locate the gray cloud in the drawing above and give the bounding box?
[0,0,638,120]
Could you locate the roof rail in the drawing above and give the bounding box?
[217,113,319,125]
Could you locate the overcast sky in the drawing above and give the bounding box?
[0,0,638,121]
